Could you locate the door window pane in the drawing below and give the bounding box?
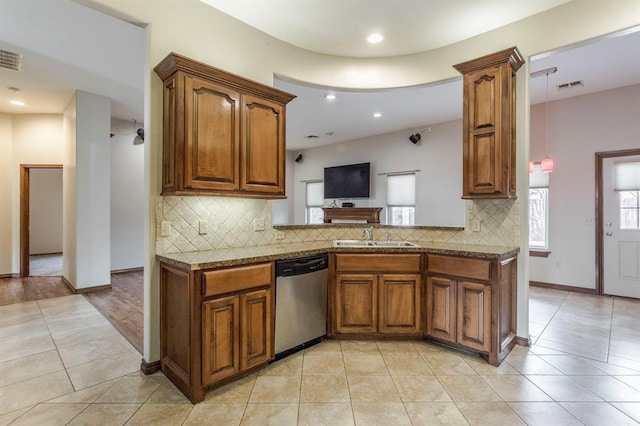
[306,182,324,224]
[529,188,548,248]
[620,190,640,230]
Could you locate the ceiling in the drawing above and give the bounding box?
[1,1,639,151]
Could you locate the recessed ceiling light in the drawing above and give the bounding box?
[373,112,382,118]
[325,93,336,101]
[10,100,24,106]
[367,33,383,44]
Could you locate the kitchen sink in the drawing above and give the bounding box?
[333,240,420,248]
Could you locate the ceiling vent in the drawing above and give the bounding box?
[0,49,24,71]
[557,80,584,90]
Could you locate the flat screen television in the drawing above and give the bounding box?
[324,162,371,199]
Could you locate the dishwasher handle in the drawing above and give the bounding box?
[276,254,328,277]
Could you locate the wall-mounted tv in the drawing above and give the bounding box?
[324,162,371,199]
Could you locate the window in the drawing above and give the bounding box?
[615,162,640,230]
[306,181,324,224]
[529,164,549,249]
[387,173,415,225]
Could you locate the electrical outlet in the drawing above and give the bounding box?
[584,217,594,225]
[555,261,561,269]
[160,221,171,237]
[199,220,208,235]
[275,231,285,240]
[253,218,265,231]
[472,219,481,232]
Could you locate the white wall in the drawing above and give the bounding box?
[530,83,640,289]
[283,120,465,227]
[110,118,145,270]
[0,114,13,275]
[29,168,63,255]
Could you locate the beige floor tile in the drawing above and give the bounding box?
[611,325,640,343]
[610,339,640,362]
[95,375,164,403]
[0,318,49,340]
[437,375,501,402]
[504,354,563,375]
[608,355,640,372]
[9,403,87,425]
[547,316,612,338]
[612,402,640,423]
[351,402,411,426]
[49,322,121,348]
[145,380,191,404]
[67,403,139,425]
[392,375,451,402]
[259,353,303,376]
[240,403,298,426]
[412,341,445,354]
[508,401,582,425]
[540,325,610,353]
[376,340,418,354]
[0,370,73,415]
[302,353,345,375]
[615,375,640,391]
[300,375,350,402]
[571,375,640,402]
[480,375,551,401]
[0,350,64,387]
[348,375,401,403]
[298,402,354,426]
[57,333,139,369]
[383,353,433,375]
[340,340,380,354]
[535,338,609,362]
[457,402,525,425]
[183,403,245,426]
[465,357,519,375]
[0,302,41,327]
[47,380,117,404]
[44,311,111,336]
[249,376,301,403]
[403,402,468,425]
[525,375,602,401]
[537,354,609,375]
[0,331,56,363]
[303,340,342,355]
[0,406,33,426]
[202,375,256,404]
[125,403,191,425]
[343,354,388,375]
[421,353,477,375]
[65,349,141,390]
[560,402,637,426]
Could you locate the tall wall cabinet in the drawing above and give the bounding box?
[454,47,524,199]
[154,53,295,198]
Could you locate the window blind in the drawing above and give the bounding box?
[387,173,415,205]
[615,162,640,191]
[306,181,324,206]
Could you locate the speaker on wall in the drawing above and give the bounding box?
[295,153,303,163]
[409,133,421,144]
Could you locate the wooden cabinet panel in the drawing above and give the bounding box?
[457,281,491,352]
[184,76,240,191]
[426,276,456,343]
[241,288,273,370]
[335,274,377,333]
[203,263,272,297]
[202,296,240,385]
[335,254,421,273]
[427,255,491,281]
[162,76,177,192]
[241,95,285,195]
[378,274,421,334]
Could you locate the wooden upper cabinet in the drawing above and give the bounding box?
[454,47,524,199]
[154,52,295,198]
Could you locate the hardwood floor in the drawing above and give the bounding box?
[0,270,143,354]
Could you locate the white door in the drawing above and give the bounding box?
[603,156,640,298]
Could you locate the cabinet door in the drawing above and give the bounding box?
[184,76,240,191]
[378,274,421,334]
[240,288,273,370]
[241,95,285,195]
[457,280,491,352]
[426,276,457,343]
[202,296,240,386]
[462,66,508,198]
[335,274,377,333]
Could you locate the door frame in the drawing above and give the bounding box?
[19,164,63,277]
[595,148,640,295]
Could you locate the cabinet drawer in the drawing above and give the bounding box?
[335,254,421,273]
[203,263,273,297]
[427,255,491,281]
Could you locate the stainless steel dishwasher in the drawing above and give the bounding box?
[274,253,328,359]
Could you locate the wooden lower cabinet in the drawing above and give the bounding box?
[425,254,517,365]
[331,254,422,336]
[160,261,274,403]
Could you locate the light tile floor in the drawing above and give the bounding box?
[2,288,640,425]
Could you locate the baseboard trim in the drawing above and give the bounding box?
[62,276,112,294]
[515,336,532,347]
[30,252,63,257]
[530,281,596,294]
[111,267,144,274]
[141,359,161,375]
[0,273,20,278]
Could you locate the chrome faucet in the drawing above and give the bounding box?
[362,226,374,241]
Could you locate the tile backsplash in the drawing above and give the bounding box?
[156,196,520,254]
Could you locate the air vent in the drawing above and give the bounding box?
[557,80,584,90]
[0,49,24,71]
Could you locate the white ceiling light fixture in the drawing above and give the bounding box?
[367,33,383,44]
[373,112,382,118]
[325,93,336,101]
[530,66,557,173]
[10,100,24,106]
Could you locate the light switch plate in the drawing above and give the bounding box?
[472,219,481,232]
[275,231,285,240]
[253,218,265,231]
[199,220,208,235]
[160,221,171,237]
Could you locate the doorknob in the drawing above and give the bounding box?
[606,231,613,236]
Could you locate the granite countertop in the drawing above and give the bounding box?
[157,241,520,270]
